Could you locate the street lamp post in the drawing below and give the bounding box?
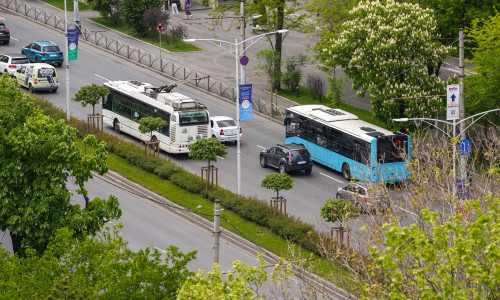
[393,108,500,201]
[184,29,288,195]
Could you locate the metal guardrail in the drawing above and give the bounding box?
[1,0,286,121]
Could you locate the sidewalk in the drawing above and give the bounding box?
[19,0,372,113]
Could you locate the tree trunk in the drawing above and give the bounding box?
[80,183,90,208]
[10,232,22,254]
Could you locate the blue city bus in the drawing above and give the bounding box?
[284,105,410,183]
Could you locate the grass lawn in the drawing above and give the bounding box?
[90,17,202,53]
[75,137,360,294]
[40,0,92,11]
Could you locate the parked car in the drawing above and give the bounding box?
[210,116,242,143]
[21,41,64,66]
[0,21,10,45]
[0,53,30,76]
[260,143,313,174]
[14,63,59,93]
[336,182,390,213]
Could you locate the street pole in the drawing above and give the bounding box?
[213,199,220,264]
[64,0,70,121]
[240,0,246,84]
[159,31,162,71]
[458,28,467,191]
[73,0,80,32]
[452,119,457,199]
[235,38,241,195]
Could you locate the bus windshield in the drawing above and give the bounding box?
[179,111,209,126]
[377,135,408,163]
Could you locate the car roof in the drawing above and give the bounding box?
[276,143,307,150]
[24,63,57,69]
[211,116,234,121]
[35,41,57,46]
[3,53,27,58]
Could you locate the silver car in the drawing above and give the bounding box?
[0,53,29,76]
[210,116,242,143]
[336,182,390,213]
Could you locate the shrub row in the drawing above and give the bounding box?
[35,98,322,255]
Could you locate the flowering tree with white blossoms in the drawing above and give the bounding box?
[324,0,453,125]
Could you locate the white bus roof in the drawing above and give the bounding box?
[104,80,203,113]
[287,105,397,142]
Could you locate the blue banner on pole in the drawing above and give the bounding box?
[67,28,79,61]
[239,84,253,120]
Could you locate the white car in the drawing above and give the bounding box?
[210,116,242,143]
[0,53,29,76]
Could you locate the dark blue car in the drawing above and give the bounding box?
[21,41,63,67]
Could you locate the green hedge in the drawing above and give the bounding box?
[34,98,321,256]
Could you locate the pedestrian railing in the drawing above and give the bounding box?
[1,0,288,122]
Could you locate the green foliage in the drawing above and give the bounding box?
[138,116,167,139]
[72,83,109,115]
[282,53,307,91]
[85,0,121,24]
[154,160,182,179]
[256,49,282,89]
[0,75,120,256]
[188,138,227,169]
[0,226,196,299]
[320,198,359,225]
[261,173,294,199]
[464,11,500,124]
[323,0,452,126]
[120,0,163,35]
[364,195,500,299]
[142,6,169,36]
[177,254,293,299]
[170,170,203,194]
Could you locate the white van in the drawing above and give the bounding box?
[14,63,59,93]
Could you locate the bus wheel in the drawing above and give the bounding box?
[342,163,351,180]
[113,120,121,133]
[260,156,267,168]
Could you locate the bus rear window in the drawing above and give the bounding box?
[377,135,407,163]
[179,111,209,126]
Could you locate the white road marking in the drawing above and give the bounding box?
[256,145,266,150]
[154,246,166,253]
[11,37,19,41]
[320,172,342,183]
[94,74,110,81]
[216,156,224,160]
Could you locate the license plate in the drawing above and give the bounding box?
[50,54,57,57]
[297,161,305,164]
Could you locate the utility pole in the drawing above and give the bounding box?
[213,199,221,264]
[458,28,467,195]
[240,0,246,84]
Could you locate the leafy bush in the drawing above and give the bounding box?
[170,171,202,194]
[154,160,182,179]
[306,73,325,102]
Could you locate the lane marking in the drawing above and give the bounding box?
[154,246,166,253]
[320,172,342,183]
[216,156,224,160]
[94,74,110,81]
[256,145,266,150]
[11,37,19,41]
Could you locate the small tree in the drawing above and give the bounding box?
[169,24,188,47]
[282,53,307,91]
[72,83,109,116]
[138,116,167,141]
[261,173,294,199]
[320,198,359,227]
[188,138,227,186]
[306,73,325,102]
[142,7,169,37]
[256,49,282,91]
[86,0,121,24]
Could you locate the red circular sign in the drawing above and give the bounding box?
[240,56,249,65]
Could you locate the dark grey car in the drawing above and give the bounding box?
[336,182,390,213]
[260,143,313,174]
[0,21,10,45]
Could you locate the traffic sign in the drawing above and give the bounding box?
[156,22,165,31]
[460,139,471,156]
[240,56,249,65]
[446,84,460,120]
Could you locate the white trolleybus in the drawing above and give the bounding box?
[284,105,411,183]
[102,80,210,154]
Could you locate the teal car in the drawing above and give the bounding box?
[21,41,64,67]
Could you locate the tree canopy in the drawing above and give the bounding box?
[0,75,121,255]
[261,173,293,199]
[0,225,196,299]
[72,83,109,115]
[138,116,168,139]
[322,0,452,125]
[188,138,227,169]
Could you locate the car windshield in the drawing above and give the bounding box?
[290,149,309,157]
[12,58,29,64]
[216,119,236,127]
[43,46,60,52]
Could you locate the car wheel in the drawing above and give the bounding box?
[279,164,287,174]
[52,88,58,93]
[57,62,62,67]
[212,134,218,140]
[260,156,267,168]
[21,51,25,56]
[113,120,121,133]
[3,69,6,74]
[4,40,9,45]
[28,83,35,94]
[342,163,351,180]
[35,57,39,63]
[304,167,312,175]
